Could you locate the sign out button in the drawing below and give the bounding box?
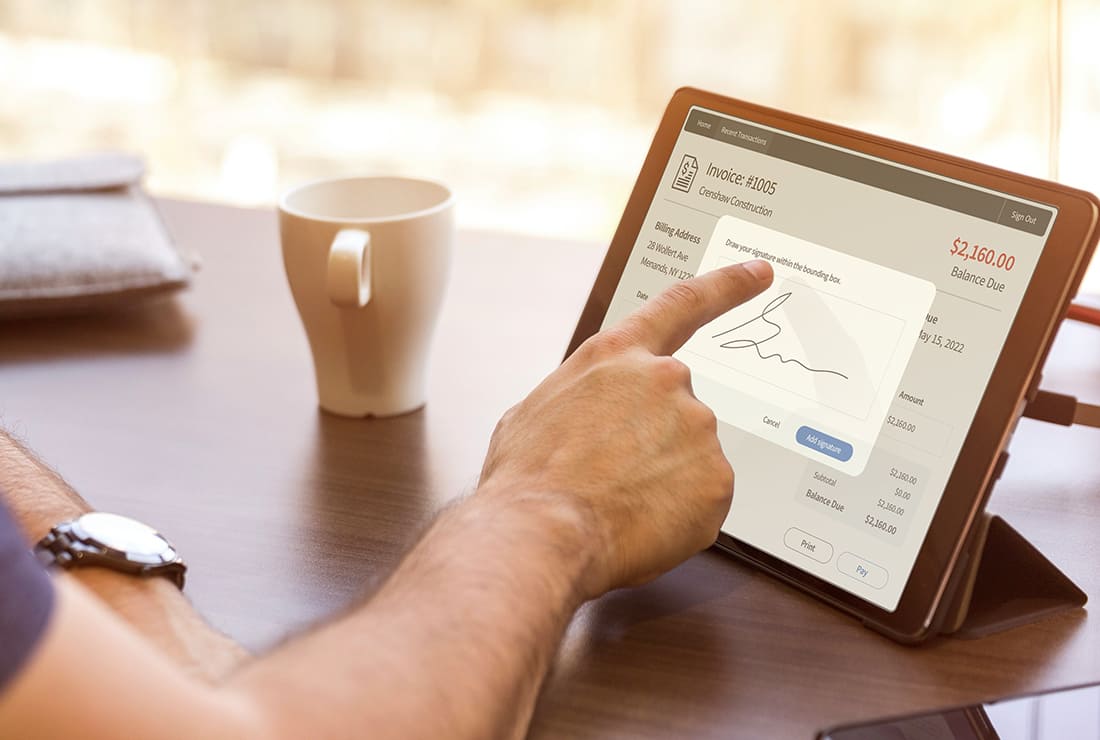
[783,527,834,564]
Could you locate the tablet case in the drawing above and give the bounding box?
[0,152,195,318]
[934,513,1086,639]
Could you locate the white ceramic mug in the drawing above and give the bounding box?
[279,176,453,417]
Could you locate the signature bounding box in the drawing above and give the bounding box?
[677,216,936,475]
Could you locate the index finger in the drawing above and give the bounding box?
[620,259,773,355]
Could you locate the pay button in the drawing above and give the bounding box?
[837,552,888,590]
[783,527,834,564]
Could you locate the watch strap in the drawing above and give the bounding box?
[34,524,186,589]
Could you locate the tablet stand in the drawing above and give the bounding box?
[936,513,1086,639]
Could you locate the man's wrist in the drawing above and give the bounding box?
[470,479,602,608]
[5,478,91,545]
[6,480,91,545]
[0,432,92,543]
[22,501,92,544]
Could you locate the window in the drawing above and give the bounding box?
[0,0,1092,292]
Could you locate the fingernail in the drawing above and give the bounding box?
[743,259,772,280]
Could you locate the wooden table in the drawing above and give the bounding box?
[4,198,1100,738]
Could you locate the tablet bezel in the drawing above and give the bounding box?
[566,87,1100,641]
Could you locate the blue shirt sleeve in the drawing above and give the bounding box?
[0,499,54,694]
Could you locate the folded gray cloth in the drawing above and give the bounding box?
[0,152,196,318]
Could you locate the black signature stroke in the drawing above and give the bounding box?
[711,292,849,379]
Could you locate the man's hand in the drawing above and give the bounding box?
[479,259,774,600]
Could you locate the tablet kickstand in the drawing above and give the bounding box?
[937,513,1086,639]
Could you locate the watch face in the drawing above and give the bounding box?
[73,512,175,560]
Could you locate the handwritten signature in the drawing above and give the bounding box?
[711,292,848,379]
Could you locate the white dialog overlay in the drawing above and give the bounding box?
[676,216,936,475]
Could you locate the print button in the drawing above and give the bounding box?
[783,527,834,564]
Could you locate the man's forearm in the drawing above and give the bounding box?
[0,431,246,679]
[232,483,594,739]
[5,482,595,740]
[0,433,594,738]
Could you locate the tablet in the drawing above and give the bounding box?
[566,87,1100,642]
[818,679,1100,738]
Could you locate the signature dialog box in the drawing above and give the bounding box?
[677,216,936,475]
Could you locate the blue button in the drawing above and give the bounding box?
[795,426,853,462]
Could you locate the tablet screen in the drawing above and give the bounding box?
[600,106,1057,611]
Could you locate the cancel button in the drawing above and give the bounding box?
[763,415,781,429]
[783,527,834,564]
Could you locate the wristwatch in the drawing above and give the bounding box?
[35,512,186,589]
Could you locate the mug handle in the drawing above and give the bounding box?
[326,228,371,308]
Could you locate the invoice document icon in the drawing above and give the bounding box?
[672,155,698,192]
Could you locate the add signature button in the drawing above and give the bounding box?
[795,426,853,462]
